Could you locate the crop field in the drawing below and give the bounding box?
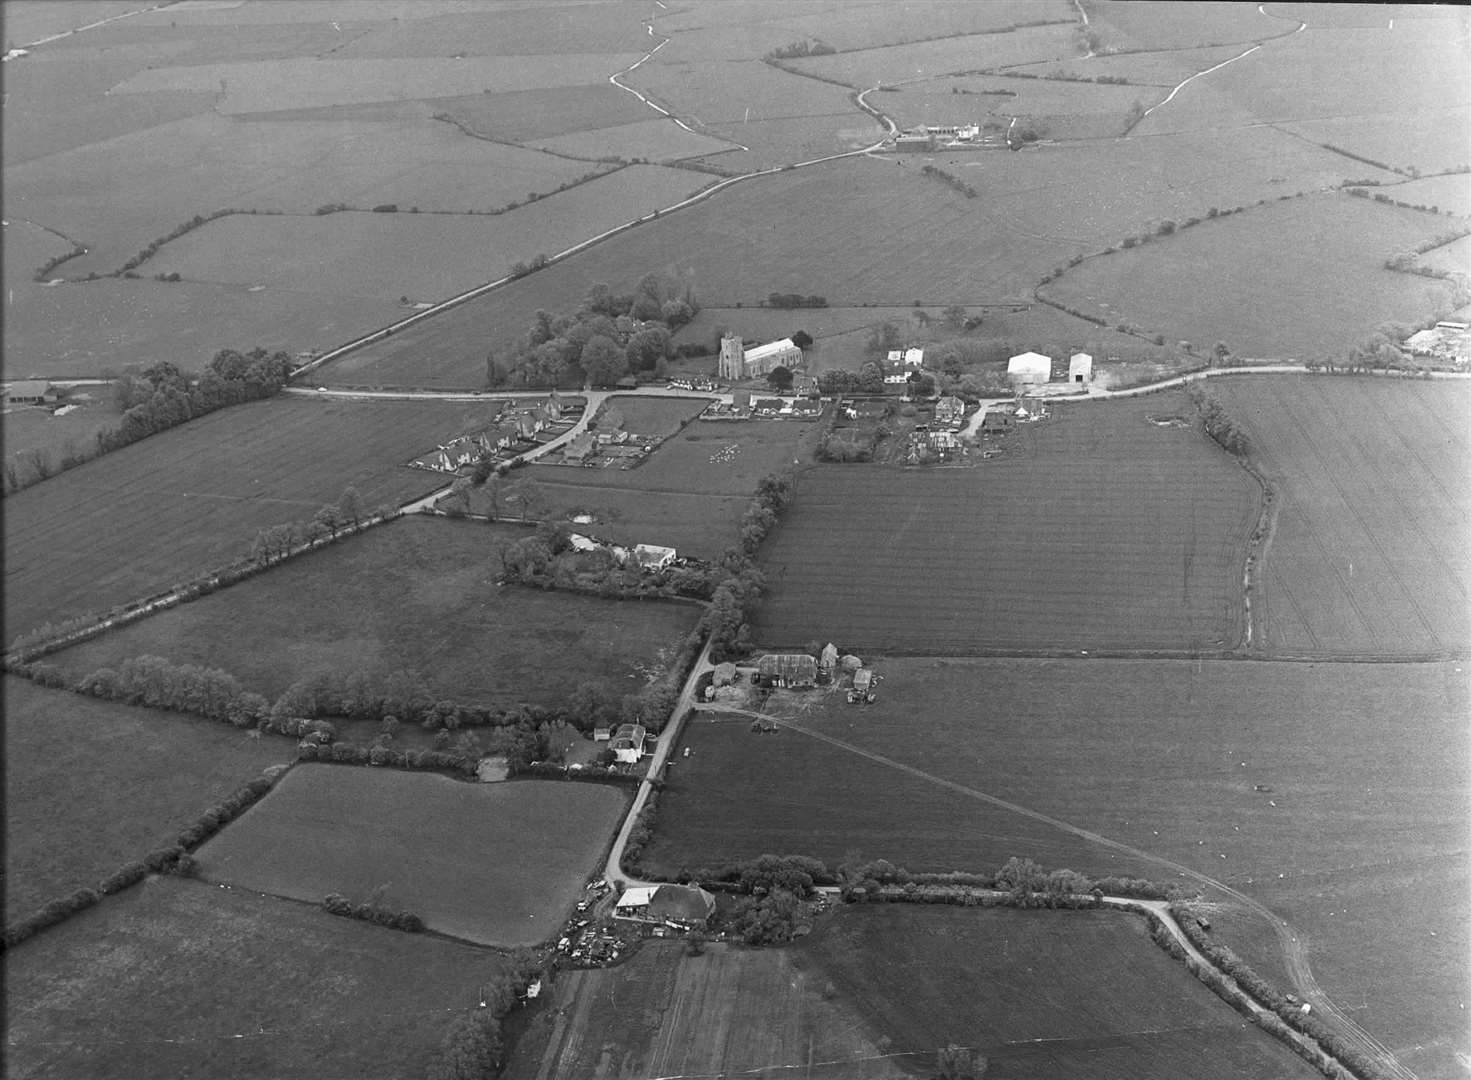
[1088,0,1289,51]
[1386,174,1471,218]
[806,906,1317,1079]
[1042,194,1459,362]
[432,84,654,143]
[654,657,1470,1077]
[784,25,1079,89]
[1013,43,1250,85]
[49,516,701,707]
[527,117,735,163]
[1210,376,1471,657]
[890,74,1162,129]
[142,166,709,300]
[4,876,509,1080]
[2,396,118,475]
[3,397,495,639]
[196,767,626,947]
[1284,106,1471,178]
[3,675,290,921]
[323,2,654,57]
[754,394,1258,653]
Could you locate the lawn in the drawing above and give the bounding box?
[650,657,1470,1080]
[592,394,709,436]
[196,766,627,947]
[3,876,510,1080]
[48,516,702,708]
[753,393,1258,653]
[1211,376,1471,657]
[2,675,291,922]
[804,905,1318,1079]
[1042,194,1459,362]
[2,397,494,639]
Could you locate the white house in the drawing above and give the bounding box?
[1068,352,1093,384]
[904,347,924,368]
[610,722,647,764]
[1007,351,1052,385]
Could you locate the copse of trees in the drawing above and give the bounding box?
[765,292,828,309]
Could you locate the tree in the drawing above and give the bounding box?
[429,1012,502,1080]
[866,320,902,354]
[338,485,363,528]
[935,1044,988,1079]
[660,298,694,327]
[766,365,794,391]
[790,329,814,350]
[313,502,343,539]
[581,334,627,387]
[1212,341,1232,366]
[504,477,545,521]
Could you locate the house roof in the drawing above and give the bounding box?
[616,886,658,909]
[633,543,676,567]
[745,339,799,363]
[7,380,50,398]
[904,348,924,366]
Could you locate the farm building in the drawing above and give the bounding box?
[712,662,738,687]
[610,723,647,764]
[1404,324,1471,364]
[895,132,936,153]
[819,643,839,671]
[934,396,966,427]
[853,669,874,692]
[1068,352,1093,383]
[719,334,802,380]
[614,884,716,928]
[593,726,612,742]
[5,380,55,405]
[756,653,818,688]
[925,430,960,452]
[633,543,676,570]
[1007,352,1052,385]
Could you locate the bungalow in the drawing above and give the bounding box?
[610,722,647,763]
[633,543,676,570]
[933,395,966,427]
[790,397,822,417]
[756,653,818,689]
[614,883,717,928]
[1007,351,1052,385]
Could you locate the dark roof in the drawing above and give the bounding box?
[758,654,817,683]
[647,884,716,925]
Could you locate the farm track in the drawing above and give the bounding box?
[701,703,1415,1080]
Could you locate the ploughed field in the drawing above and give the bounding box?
[505,907,1318,1080]
[195,767,626,948]
[48,517,701,708]
[1217,376,1471,657]
[2,675,290,922]
[2,397,494,640]
[3,876,507,1080]
[753,393,1258,654]
[649,658,1470,1080]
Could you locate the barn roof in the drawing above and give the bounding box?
[757,654,818,682]
[647,884,716,924]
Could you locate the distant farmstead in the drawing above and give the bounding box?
[719,334,802,380]
[5,380,54,404]
[756,653,818,688]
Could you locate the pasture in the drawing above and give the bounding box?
[432,85,653,143]
[196,767,626,947]
[1042,194,1459,362]
[1387,173,1471,219]
[49,516,701,707]
[595,395,708,435]
[141,166,708,300]
[754,393,1258,653]
[2,394,118,480]
[1014,44,1250,85]
[1087,1,1289,50]
[527,118,734,163]
[3,675,290,921]
[4,876,509,1080]
[3,397,491,639]
[805,906,1318,1079]
[1212,376,1471,657]
[784,25,1079,88]
[888,74,1163,140]
[1419,233,1471,277]
[654,657,1470,1078]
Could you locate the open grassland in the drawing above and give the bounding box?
[1382,173,1471,218]
[2,398,488,639]
[807,906,1318,1079]
[527,118,734,163]
[48,517,701,707]
[1043,195,1459,361]
[654,658,1470,1080]
[197,767,625,946]
[1088,0,1289,50]
[1214,377,1471,657]
[2,676,290,921]
[142,166,708,300]
[1419,234,1471,277]
[1014,43,1250,85]
[324,2,653,57]
[889,74,1163,139]
[594,395,709,435]
[1281,106,1471,176]
[785,25,1079,88]
[754,394,1258,653]
[432,85,653,142]
[2,396,118,473]
[4,876,508,1080]
[504,939,907,1080]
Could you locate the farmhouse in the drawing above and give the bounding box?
[614,884,716,928]
[5,380,55,405]
[610,723,647,764]
[1068,352,1093,384]
[1008,352,1052,385]
[633,543,676,570]
[719,334,802,380]
[756,653,818,688]
[934,396,966,427]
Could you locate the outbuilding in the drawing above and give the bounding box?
[615,884,717,928]
[1068,352,1093,384]
[5,380,52,405]
[1007,352,1052,385]
[633,543,676,570]
[756,653,818,689]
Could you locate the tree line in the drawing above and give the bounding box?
[1188,386,1250,457]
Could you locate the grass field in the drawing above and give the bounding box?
[516,484,749,561]
[2,394,118,476]
[785,25,1079,89]
[196,766,626,946]
[1088,0,1288,50]
[1419,233,1471,277]
[753,393,1258,653]
[1212,376,1471,657]
[432,84,654,143]
[2,675,290,921]
[652,656,1470,1078]
[527,117,735,163]
[593,395,708,435]
[886,74,1163,140]
[1043,194,1459,361]
[2,397,495,639]
[1013,43,1250,85]
[1387,173,1471,218]
[4,875,509,1080]
[48,516,701,707]
[142,166,708,300]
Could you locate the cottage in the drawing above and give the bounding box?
[756,653,818,689]
[933,395,966,427]
[633,543,676,570]
[1068,352,1093,384]
[1007,352,1052,385]
[614,883,717,928]
[610,722,647,763]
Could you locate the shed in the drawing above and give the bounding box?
[1007,352,1052,384]
[615,375,640,390]
[756,653,818,688]
[853,669,873,692]
[1068,352,1093,383]
[593,726,612,742]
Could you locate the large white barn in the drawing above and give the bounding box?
[1007,351,1052,385]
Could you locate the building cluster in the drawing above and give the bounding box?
[1403,321,1470,366]
[884,347,926,384]
[894,124,981,151]
[1005,351,1092,386]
